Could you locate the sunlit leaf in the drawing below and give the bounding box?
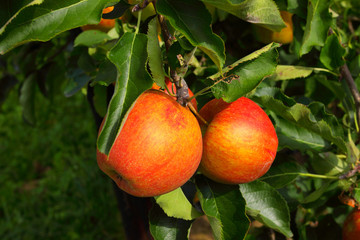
[202,0,286,31]
[211,44,278,102]
[97,32,152,155]
[154,188,202,220]
[74,30,114,47]
[149,203,192,240]
[0,0,115,54]
[268,65,335,81]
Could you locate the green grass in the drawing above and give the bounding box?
[0,89,125,240]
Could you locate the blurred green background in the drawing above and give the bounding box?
[0,89,125,239]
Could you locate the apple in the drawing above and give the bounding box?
[198,97,278,184]
[152,77,198,110]
[97,89,203,197]
[253,11,294,44]
[343,209,360,240]
[81,6,127,32]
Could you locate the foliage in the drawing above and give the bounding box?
[1,0,360,239]
[0,90,125,239]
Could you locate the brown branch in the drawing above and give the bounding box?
[341,64,360,136]
[339,164,360,179]
[157,14,173,52]
[339,65,360,178]
[156,7,190,107]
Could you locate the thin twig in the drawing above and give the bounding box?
[339,164,360,179]
[341,64,360,137]
[156,8,190,106]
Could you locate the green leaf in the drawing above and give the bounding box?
[196,175,250,240]
[300,180,337,204]
[261,161,306,189]
[92,84,108,118]
[156,0,225,70]
[147,17,166,88]
[0,0,44,31]
[353,188,360,203]
[74,30,114,48]
[0,0,115,54]
[252,87,347,152]
[149,203,193,240]
[63,69,91,97]
[320,34,346,70]
[211,44,278,102]
[97,32,152,155]
[202,0,286,31]
[93,60,117,86]
[154,188,202,221]
[299,0,332,56]
[309,152,348,176]
[210,43,278,78]
[19,73,37,125]
[239,180,293,238]
[268,65,335,81]
[274,115,329,152]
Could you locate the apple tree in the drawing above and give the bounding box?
[1,0,360,239]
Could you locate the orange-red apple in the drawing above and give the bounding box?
[152,78,198,110]
[343,209,360,240]
[198,97,278,184]
[97,89,202,197]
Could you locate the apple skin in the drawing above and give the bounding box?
[97,89,202,197]
[198,97,278,184]
[343,209,360,240]
[152,78,198,110]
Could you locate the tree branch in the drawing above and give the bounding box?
[341,64,360,135]
[156,8,190,107]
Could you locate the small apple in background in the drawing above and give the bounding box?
[253,11,294,44]
[152,77,198,110]
[81,6,127,32]
[343,209,360,240]
[96,89,202,197]
[198,97,278,184]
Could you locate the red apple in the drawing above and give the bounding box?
[343,209,360,240]
[97,89,203,197]
[198,97,278,184]
[152,78,198,110]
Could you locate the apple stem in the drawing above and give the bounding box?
[188,102,209,126]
